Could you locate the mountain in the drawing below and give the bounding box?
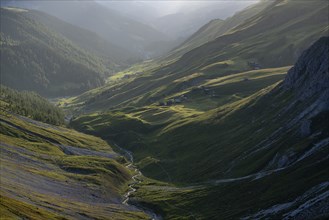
[66,0,328,113]
[1,0,328,219]
[152,1,256,39]
[71,36,329,220]
[171,0,328,72]
[1,0,173,58]
[134,36,329,220]
[165,0,273,61]
[25,9,138,66]
[96,1,257,42]
[0,7,108,97]
[97,1,160,25]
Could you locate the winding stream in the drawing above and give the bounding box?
[114,144,162,220]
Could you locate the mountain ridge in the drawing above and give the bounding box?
[1,0,173,58]
[0,7,107,96]
[24,8,138,66]
[66,0,328,114]
[0,1,328,219]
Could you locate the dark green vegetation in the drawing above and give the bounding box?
[0,110,149,219]
[0,7,108,97]
[0,85,65,125]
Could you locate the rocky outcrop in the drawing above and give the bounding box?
[283,36,329,100]
[282,37,329,138]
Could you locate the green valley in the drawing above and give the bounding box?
[70,36,329,219]
[64,0,328,114]
[1,0,328,219]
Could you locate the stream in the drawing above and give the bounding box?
[114,144,162,220]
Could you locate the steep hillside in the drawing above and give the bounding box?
[25,9,138,67]
[0,7,107,97]
[2,0,172,58]
[67,0,328,112]
[0,87,151,219]
[71,36,329,220]
[174,0,328,70]
[165,0,273,60]
[137,37,329,183]
[152,1,255,39]
[132,36,329,220]
[0,112,150,219]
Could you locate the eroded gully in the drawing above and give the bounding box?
[114,144,162,220]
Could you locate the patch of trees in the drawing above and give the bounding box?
[0,85,65,125]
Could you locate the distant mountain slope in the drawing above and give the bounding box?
[165,0,273,60]
[174,0,329,71]
[97,1,160,26]
[25,9,137,67]
[68,0,328,114]
[152,1,256,39]
[2,0,172,58]
[0,7,106,97]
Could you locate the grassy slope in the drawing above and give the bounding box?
[67,0,329,189]
[70,67,290,180]
[66,2,329,219]
[70,36,329,219]
[71,79,329,219]
[68,66,289,119]
[134,153,329,220]
[164,0,273,61]
[165,19,225,60]
[65,0,328,112]
[174,0,328,70]
[0,109,148,219]
[0,7,107,96]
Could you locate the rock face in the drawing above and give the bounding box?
[283,36,329,100]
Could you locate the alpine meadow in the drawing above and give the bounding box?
[0,0,328,219]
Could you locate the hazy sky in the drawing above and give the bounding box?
[149,1,259,15]
[97,0,260,16]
